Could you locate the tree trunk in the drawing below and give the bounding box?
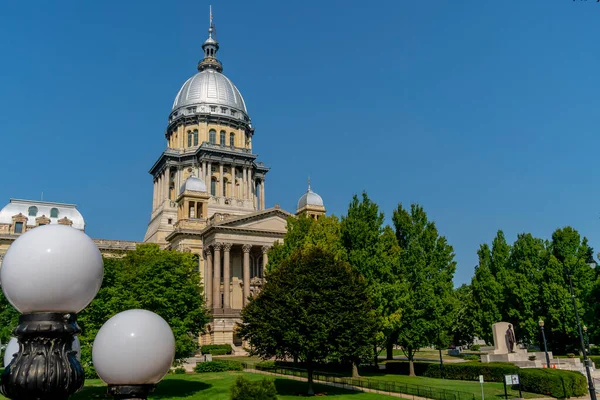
[307,366,315,396]
[408,346,415,377]
[373,343,379,367]
[438,348,444,379]
[293,354,299,366]
[352,360,360,378]
[386,337,394,360]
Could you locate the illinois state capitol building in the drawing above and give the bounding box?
[0,15,326,349]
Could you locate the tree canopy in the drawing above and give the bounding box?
[240,247,377,395]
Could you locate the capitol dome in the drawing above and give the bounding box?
[297,185,324,209]
[179,174,207,195]
[172,69,247,114]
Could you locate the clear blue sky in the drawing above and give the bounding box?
[1,1,598,285]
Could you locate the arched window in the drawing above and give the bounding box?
[223,178,228,197]
[187,131,193,147]
[209,129,216,144]
[193,129,199,146]
[220,131,226,146]
[230,132,235,147]
[28,206,38,217]
[211,178,217,196]
[50,208,59,218]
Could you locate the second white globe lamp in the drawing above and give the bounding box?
[93,309,175,386]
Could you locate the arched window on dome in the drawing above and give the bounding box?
[50,208,59,218]
[209,130,216,144]
[193,130,198,146]
[187,131,193,147]
[211,177,217,196]
[28,206,38,217]
[230,133,235,147]
[220,131,226,147]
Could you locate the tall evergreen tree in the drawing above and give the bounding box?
[392,204,456,376]
[340,193,403,368]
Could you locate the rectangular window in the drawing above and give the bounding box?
[14,222,23,234]
[221,107,227,113]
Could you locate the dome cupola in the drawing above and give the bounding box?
[179,174,207,195]
[296,179,326,220]
[169,6,249,125]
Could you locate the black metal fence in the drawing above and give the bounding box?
[246,364,476,400]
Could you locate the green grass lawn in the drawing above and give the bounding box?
[0,372,396,400]
[361,373,542,400]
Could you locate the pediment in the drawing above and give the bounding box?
[215,209,290,233]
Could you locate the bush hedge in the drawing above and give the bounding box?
[231,376,277,400]
[520,368,587,398]
[384,361,435,376]
[423,362,518,382]
[194,360,243,373]
[200,344,232,355]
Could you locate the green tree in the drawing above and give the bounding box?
[340,192,404,367]
[451,284,476,347]
[392,204,457,376]
[267,215,347,273]
[240,247,377,395]
[78,244,210,367]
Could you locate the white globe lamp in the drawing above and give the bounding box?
[1,224,104,313]
[93,309,175,399]
[0,225,104,399]
[3,337,19,368]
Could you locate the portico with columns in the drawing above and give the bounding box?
[197,207,289,345]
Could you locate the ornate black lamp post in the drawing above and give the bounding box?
[539,319,551,368]
[0,225,175,400]
[564,259,597,400]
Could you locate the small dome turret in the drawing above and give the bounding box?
[179,174,207,195]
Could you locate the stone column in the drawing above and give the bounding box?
[242,244,251,305]
[219,164,224,197]
[242,167,247,199]
[213,243,222,308]
[231,164,236,198]
[223,243,232,309]
[248,169,253,202]
[207,162,212,195]
[202,161,207,183]
[261,246,269,278]
[152,179,157,209]
[260,180,265,210]
[204,249,213,309]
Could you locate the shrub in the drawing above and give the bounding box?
[173,367,186,374]
[461,355,480,361]
[255,360,276,370]
[470,345,481,351]
[231,376,277,400]
[423,362,518,382]
[385,361,434,376]
[195,360,243,373]
[590,346,600,356]
[520,368,587,398]
[84,365,99,379]
[201,344,233,355]
[588,356,600,368]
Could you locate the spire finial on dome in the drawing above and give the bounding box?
[198,5,223,73]
[308,176,311,191]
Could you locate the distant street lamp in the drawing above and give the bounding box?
[564,259,597,400]
[584,325,590,355]
[539,319,551,368]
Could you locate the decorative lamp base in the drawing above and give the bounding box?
[108,384,155,400]
[0,312,84,400]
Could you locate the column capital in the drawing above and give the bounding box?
[223,243,232,252]
[261,245,270,254]
[213,242,223,251]
[242,244,252,253]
